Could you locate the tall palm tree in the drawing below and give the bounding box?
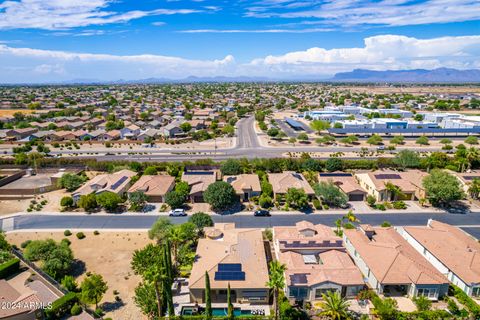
[319,291,350,320]
[265,261,287,320]
[168,225,185,266]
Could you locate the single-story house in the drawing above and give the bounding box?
[128,175,175,202]
[181,170,218,203]
[451,170,480,194]
[189,223,269,304]
[268,171,315,200]
[72,169,136,203]
[354,170,427,202]
[273,221,365,301]
[224,174,261,201]
[318,172,367,201]
[343,225,449,299]
[398,220,480,297]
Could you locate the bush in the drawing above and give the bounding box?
[70,303,82,316]
[61,238,71,246]
[93,230,100,235]
[20,240,32,248]
[381,221,392,227]
[76,232,86,239]
[45,292,78,319]
[64,230,72,236]
[393,201,407,209]
[0,258,20,279]
[259,195,273,208]
[165,190,186,209]
[452,285,480,318]
[60,196,74,208]
[312,198,321,210]
[366,195,376,207]
[414,295,432,311]
[376,203,386,211]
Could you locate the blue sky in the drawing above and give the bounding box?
[0,0,479,83]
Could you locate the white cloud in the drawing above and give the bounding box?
[179,28,333,33]
[0,34,478,82]
[246,0,480,27]
[248,34,480,76]
[0,0,202,30]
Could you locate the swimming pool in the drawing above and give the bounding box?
[181,306,252,316]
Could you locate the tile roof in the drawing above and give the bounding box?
[224,174,261,193]
[268,171,315,195]
[128,175,175,196]
[404,220,480,285]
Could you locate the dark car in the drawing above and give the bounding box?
[254,210,271,217]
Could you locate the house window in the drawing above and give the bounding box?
[417,288,437,298]
[289,287,308,299]
[315,288,338,299]
[473,287,480,297]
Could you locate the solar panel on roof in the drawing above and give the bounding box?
[319,172,352,177]
[374,174,401,180]
[111,176,128,190]
[218,263,242,272]
[214,271,246,281]
[289,274,308,284]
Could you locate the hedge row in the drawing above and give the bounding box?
[452,285,480,318]
[44,292,78,319]
[0,258,20,279]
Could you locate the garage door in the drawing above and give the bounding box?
[349,193,364,201]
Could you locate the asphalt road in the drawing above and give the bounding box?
[9,115,445,161]
[4,212,480,239]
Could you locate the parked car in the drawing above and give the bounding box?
[254,210,271,217]
[169,209,187,217]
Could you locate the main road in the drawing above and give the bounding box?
[2,211,480,239]
[15,116,444,161]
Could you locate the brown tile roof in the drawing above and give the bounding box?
[274,222,364,287]
[268,171,315,195]
[363,170,427,192]
[224,174,261,194]
[128,175,175,196]
[344,226,448,285]
[73,169,136,197]
[189,223,269,290]
[181,171,217,195]
[404,220,480,285]
[318,172,366,194]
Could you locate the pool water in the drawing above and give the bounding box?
[212,308,252,316]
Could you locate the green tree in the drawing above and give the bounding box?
[24,239,74,280]
[205,272,212,319]
[318,291,350,320]
[385,182,405,201]
[148,217,173,243]
[222,124,235,136]
[227,283,234,320]
[61,275,78,292]
[164,190,186,209]
[373,296,399,320]
[423,169,464,207]
[96,192,124,211]
[203,181,237,211]
[80,273,108,309]
[143,166,158,175]
[297,132,309,141]
[310,120,330,134]
[221,159,242,175]
[174,181,191,198]
[60,196,74,208]
[326,157,343,172]
[468,178,480,199]
[440,138,452,145]
[414,295,432,311]
[367,134,383,145]
[285,188,309,209]
[134,282,159,320]
[416,136,429,145]
[78,194,97,212]
[390,135,405,145]
[267,127,279,137]
[180,122,192,133]
[266,261,287,320]
[57,173,87,191]
[393,150,420,169]
[129,191,148,211]
[314,181,348,208]
[188,212,213,232]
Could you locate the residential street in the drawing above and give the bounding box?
[2,211,480,239]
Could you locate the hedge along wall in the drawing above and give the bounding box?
[44,292,78,320]
[0,258,20,279]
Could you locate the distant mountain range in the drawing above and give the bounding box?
[330,68,480,83]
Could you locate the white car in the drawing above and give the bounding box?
[168,209,187,217]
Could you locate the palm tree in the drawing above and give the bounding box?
[265,261,287,320]
[168,226,185,266]
[468,178,480,199]
[318,291,350,320]
[384,182,404,201]
[466,147,479,171]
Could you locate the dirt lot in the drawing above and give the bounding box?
[0,109,36,116]
[6,231,153,320]
[0,189,67,216]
